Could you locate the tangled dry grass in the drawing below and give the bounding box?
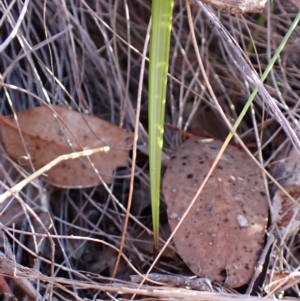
[1,0,300,300]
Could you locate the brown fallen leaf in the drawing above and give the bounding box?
[0,106,133,188]
[163,137,269,288]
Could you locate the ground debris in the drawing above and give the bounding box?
[130,273,213,291]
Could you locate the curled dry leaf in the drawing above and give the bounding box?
[163,137,269,288]
[271,146,300,188]
[272,184,300,240]
[0,106,133,188]
[270,145,300,240]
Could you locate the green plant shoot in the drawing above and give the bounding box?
[148,0,174,250]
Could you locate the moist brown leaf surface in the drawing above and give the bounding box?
[0,105,133,188]
[163,137,268,288]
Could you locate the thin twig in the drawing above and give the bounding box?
[131,273,213,291]
[0,146,109,203]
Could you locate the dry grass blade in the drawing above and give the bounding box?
[196,1,300,154]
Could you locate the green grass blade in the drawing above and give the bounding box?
[148,0,174,249]
[233,9,300,135]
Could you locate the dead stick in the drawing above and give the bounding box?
[0,146,109,203]
[131,273,212,291]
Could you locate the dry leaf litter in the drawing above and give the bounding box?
[163,137,268,288]
[1,0,300,300]
[0,105,133,188]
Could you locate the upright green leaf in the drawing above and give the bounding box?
[148,0,174,249]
